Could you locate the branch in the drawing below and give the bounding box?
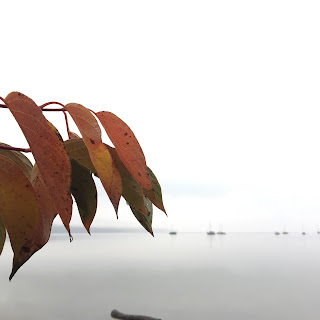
[0,145,31,153]
[111,310,162,320]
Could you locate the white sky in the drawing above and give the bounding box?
[1,0,320,232]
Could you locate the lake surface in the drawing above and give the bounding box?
[1,232,320,320]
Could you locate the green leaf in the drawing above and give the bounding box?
[0,216,5,256]
[107,146,147,214]
[65,139,97,175]
[0,143,33,178]
[130,196,153,236]
[143,167,166,214]
[70,159,97,234]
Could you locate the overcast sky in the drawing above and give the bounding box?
[1,0,320,232]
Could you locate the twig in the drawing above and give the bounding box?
[0,145,31,153]
[111,309,162,320]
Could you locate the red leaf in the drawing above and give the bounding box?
[5,92,72,236]
[95,111,153,190]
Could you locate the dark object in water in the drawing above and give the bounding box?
[207,231,215,235]
[169,231,177,235]
[111,309,162,320]
[275,232,280,235]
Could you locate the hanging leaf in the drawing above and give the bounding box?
[9,164,58,280]
[0,154,39,260]
[107,146,147,214]
[0,216,5,256]
[130,196,153,236]
[143,167,166,214]
[0,143,33,178]
[64,103,122,213]
[96,111,153,190]
[65,139,97,174]
[70,159,97,234]
[68,131,81,140]
[5,92,72,235]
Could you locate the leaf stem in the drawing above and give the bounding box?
[40,101,65,109]
[63,111,72,139]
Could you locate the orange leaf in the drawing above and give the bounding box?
[64,103,122,213]
[0,154,39,259]
[69,131,81,139]
[95,111,153,190]
[5,92,72,235]
[9,165,58,279]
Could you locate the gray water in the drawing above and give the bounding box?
[1,232,320,320]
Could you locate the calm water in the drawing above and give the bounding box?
[1,232,320,320]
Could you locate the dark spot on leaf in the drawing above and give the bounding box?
[138,172,141,177]
[124,132,128,136]
[90,139,95,144]
[126,142,129,145]
[22,246,30,253]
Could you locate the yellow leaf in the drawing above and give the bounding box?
[64,103,122,213]
[0,154,39,259]
[9,165,58,279]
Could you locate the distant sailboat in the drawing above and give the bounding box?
[217,224,226,235]
[302,224,306,235]
[282,225,288,235]
[275,232,280,235]
[207,222,215,235]
[169,225,177,235]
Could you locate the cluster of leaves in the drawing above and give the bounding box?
[0,92,165,280]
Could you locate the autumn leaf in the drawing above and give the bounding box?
[68,131,81,140]
[5,92,72,235]
[64,103,122,213]
[65,139,97,174]
[0,216,5,256]
[0,143,33,178]
[95,111,153,190]
[143,167,166,214]
[70,159,97,234]
[130,196,154,236]
[107,146,147,214]
[9,164,58,280]
[0,154,39,262]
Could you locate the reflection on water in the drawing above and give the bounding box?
[1,232,320,320]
